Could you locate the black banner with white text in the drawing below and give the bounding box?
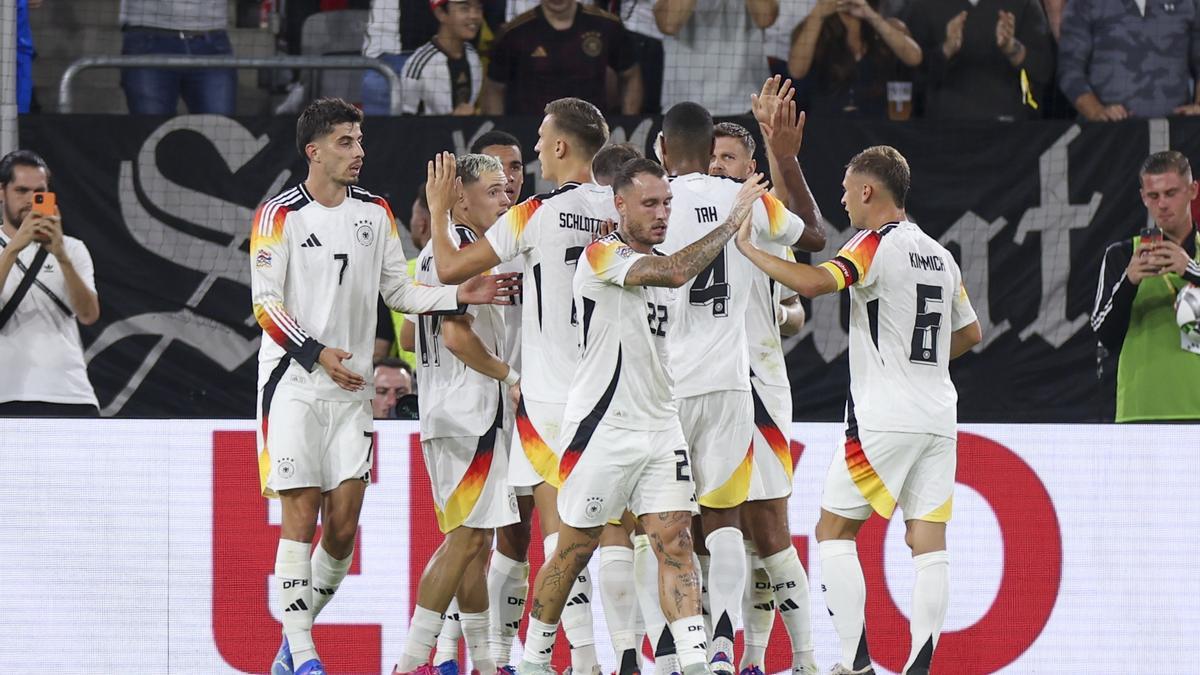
[18,114,1195,420]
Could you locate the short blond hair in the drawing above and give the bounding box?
[847,145,910,207]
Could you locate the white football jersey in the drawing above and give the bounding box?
[484,182,619,404]
[564,233,677,431]
[410,226,505,439]
[250,184,458,401]
[660,173,806,397]
[818,221,977,439]
[746,242,795,388]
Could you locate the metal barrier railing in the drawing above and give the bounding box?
[58,55,402,115]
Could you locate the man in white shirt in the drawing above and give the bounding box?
[255,98,515,675]
[0,151,101,417]
[654,0,778,115]
[517,157,767,675]
[469,128,534,669]
[656,101,808,675]
[734,146,982,675]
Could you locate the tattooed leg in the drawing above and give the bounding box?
[529,524,603,623]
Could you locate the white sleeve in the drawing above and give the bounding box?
[401,61,421,114]
[378,201,460,313]
[751,193,805,246]
[585,239,647,288]
[484,199,540,262]
[950,263,978,331]
[250,204,325,371]
[68,239,96,294]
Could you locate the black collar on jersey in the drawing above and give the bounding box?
[879,222,900,236]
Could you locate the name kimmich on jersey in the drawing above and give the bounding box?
[818,221,977,439]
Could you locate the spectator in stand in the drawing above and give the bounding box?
[788,0,922,118]
[362,0,439,115]
[0,151,101,417]
[403,0,484,115]
[655,0,777,115]
[904,0,1052,120]
[1092,151,1200,422]
[372,357,416,418]
[481,0,642,115]
[118,0,236,115]
[1058,0,1200,121]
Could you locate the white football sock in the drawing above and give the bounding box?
[399,605,445,672]
[487,550,529,666]
[740,541,772,669]
[277,539,317,665]
[599,546,640,655]
[460,610,496,674]
[310,543,353,619]
[903,551,949,674]
[761,546,816,670]
[670,615,709,671]
[435,598,462,666]
[818,540,871,672]
[704,527,746,661]
[522,617,558,666]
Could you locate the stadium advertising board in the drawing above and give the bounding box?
[2,419,1195,674]
[20,115,1200,421]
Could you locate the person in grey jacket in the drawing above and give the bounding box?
[1058,0,1200,121]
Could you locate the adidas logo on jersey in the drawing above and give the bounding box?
[300,233,323,248]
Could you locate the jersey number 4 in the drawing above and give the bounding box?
[690,250,730,317]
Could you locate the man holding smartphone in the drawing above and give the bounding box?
[0,149,102,416]
[1092,150,1200,422]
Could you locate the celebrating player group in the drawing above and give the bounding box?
[250,74,982,675]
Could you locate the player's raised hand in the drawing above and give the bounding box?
[751,75,796,128]
[319,347,365,392]
[426,151,460,218]
[457,271,522,305]
[762,100,806,159]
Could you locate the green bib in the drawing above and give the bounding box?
[1115,235,1200,422]
[388,258,418,369]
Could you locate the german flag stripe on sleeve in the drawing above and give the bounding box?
[761,193,789,238]
[504,197,542,243]
[819,229,882,290]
